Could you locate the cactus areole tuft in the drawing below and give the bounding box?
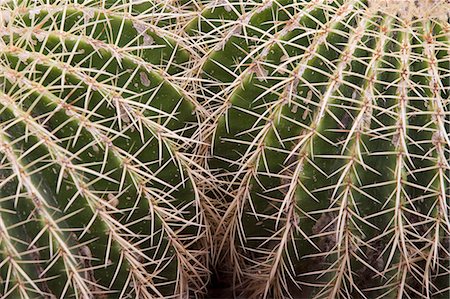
[369,0,450,20]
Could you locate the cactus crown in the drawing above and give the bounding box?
[369,0,450,20]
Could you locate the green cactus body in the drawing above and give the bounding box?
[0,1,209,298]
[202,0,450,297]
[1,0,450,298]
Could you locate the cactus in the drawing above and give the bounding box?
[1,0,450,298]
[195,0,450,298]
[0,0,211,298]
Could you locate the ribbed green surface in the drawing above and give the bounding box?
[202,0,450,298]
[0,1,209,298]
[1,0,449,298]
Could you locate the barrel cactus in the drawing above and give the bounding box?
[0,0,211,298]
[1,0,450,298]
[190,0,450,298]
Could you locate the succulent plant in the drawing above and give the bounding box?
[1,0,450,298]
[191,0,450,298]
[0,0,211,298]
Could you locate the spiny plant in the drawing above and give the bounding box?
[0,0,212,298]
[187,0,450,298]
[2,0,450,298]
